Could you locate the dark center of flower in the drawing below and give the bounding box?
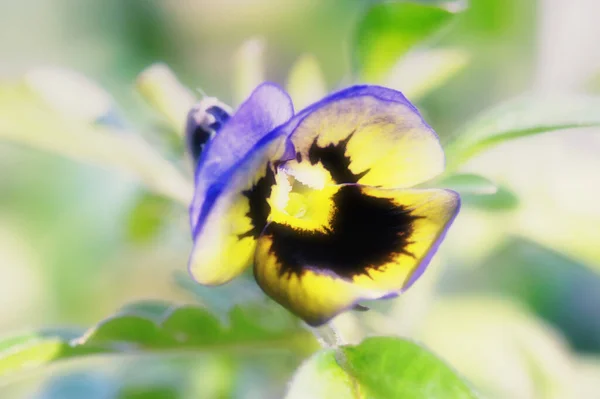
[237,130,421,279]
[265,185,421,279]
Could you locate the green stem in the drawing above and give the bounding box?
[309,323,345,348]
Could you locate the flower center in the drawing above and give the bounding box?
[268,162,337,232]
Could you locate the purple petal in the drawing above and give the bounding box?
[190,82,293,231]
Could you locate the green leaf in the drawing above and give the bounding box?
[434,173,498,195]
[160,306,224,345]
[83,315,177,349]
[0,333,42,353]
[446,95,600,170]
[462,184,519,210]
[0,328,87,371]
[354,2,459,82]
[286,350,357,399]
[0,337,68,377]
[286,337,478,399]
[386,48,470,100]
[118,385,181,399]
[118,300,175,323]
[422,173,518,211]
[431,173,519,211]
[0,303,317,378]
[343,337,478,398]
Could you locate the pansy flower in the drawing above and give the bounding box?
[186,83,460,327]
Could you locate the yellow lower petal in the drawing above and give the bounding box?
[254,235,384,326]
[254,186,459,325]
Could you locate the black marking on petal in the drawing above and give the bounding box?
[266,185,423,279]
[239,165,276,239]
[307,132,370,183]
[295,152,302,162]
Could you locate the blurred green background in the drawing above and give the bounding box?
[1,0,600,398]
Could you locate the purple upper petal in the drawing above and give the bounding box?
[267,85,437,153]
[273,84,445,189]
[289,84,425,123]
[190,83,293,231]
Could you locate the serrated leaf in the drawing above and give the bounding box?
[0,303,316,378]
[446,95,600,170]
[286,337,478,399]
[354,2,460,82]
[83,315,177,349]
[118,300,176,323]
[160,306,224,345]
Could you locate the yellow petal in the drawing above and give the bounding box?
[254,186,460,325]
